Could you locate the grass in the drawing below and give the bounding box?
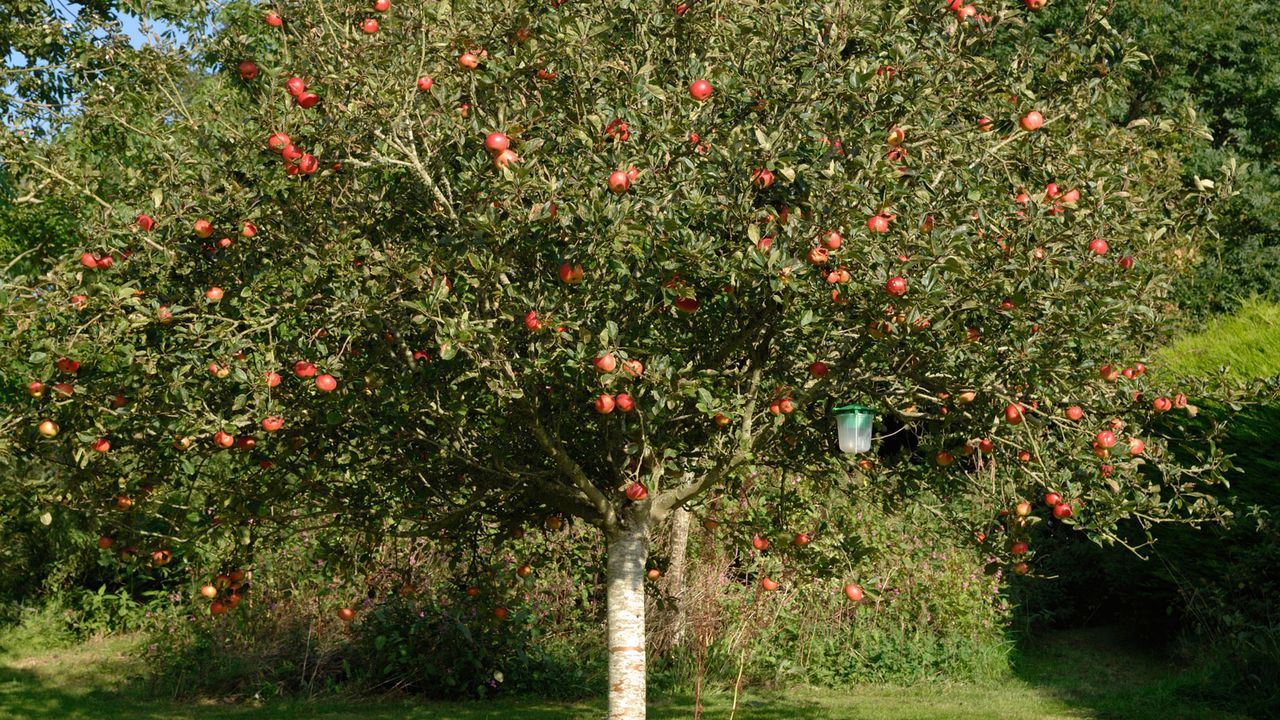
[0,627,1255,719]
[1159,298,1280,380]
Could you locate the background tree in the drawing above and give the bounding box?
[1,1,1236,717]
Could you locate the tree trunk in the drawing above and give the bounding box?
[607,522,649,720]
[665,506,691,647]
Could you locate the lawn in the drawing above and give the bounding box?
[0,628,1254,720]
[1159,298,1280,380]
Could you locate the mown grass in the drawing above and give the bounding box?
[0,627,1254,719]
[1159,298,1280,380]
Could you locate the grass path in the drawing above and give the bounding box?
[0,627,1253,719]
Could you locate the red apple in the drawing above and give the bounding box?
[752,168,774,188]
[1153,396,1171,412]
[315,374,337,392]
[494,606,509,620]
[1044,492,1062,507]
[237,60,258,80]
[807,246,829,265]
[866,214,890,234]
[1118,255,1135,270]
[751,535,769,551]
[493,149,519,169]
[760,577,780,591]
[37,419,59,437]
[615,393,635,413]
[936,450,955,466]
[205,287,223,302]
[885,276,908,297]
[843,583,864,602]
[1019,111,1044,131]
[1012,562,1030,575]
[1065,405,1083,421]
[484,132,510,154]
[27,381,45,398]
[793,532,811,547]
[1095,430,1116,449]
[265,10,283,26]
[210,600,227,615]
[91,437,110,453]
[359,18,379,33]
[559,263,584,284]
[213,431,235,449]
[373,0,389,10]
[57,357,79,374]
[338,607,356,622]
[1052,502,1073,519]
[281,144,303,162]
[1025,0,1045,8]
[1010,541,1029,556]
[809,361,829,378]
[689,79,712,101]
[265,371,282,387]
[296,92,319,109]
[294,361,317,378]
[622,359,644,378]
[608,170,630,194]
[524,311,543,331]
[417,75,434,92]
[1128,438,1145,456]
[458,52,479,69]
[1004,404,1024,425]
[1088,238,1109,255]
[1173,393,1188,409]
[1099,364,1119,381]
[595,394,615,414]
[675,297,700,313]
[193,219,214,238]
[625,482,648,501]
[647,568,661,580]
[261,416,284,432]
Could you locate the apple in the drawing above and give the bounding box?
[37,419,58,437]
[226,593,242,609]
[27,381,44,398]
[151,549,172,566]
[261,416,284,433]
[516,564,533,578]
[1173,393,1188,409]
[173,435,192,451]
[315,374,337,392]
[265,371,282,387]
[545,515,563,531]
[885,276,908,297]
[675,297,700,313]
[646,568,661,581]
[756,236,774,252]
[265,10,283,26]
[135,214,155,231]
[760,577,780,591]
[1134,362,1147,376]
[592,353,618,374]
[209,362,230,378]
[844,583,865,602]
[1004,404,1024,425]
[52,382,73,397]
[1019,111,1044,131]
[97,536,114,549]
[1044,492,1062,507]
[751,534,769,551]
[373,0,389,10]
[688,79,712,101]
[616,393,636,413]
[458,52,479,69]
[417,75,434,92]
[1025,0,1045,8]
[1095,430,1117,449]
[1065,405,1083,421]
[793,532,811,547]
[1088,238,1109,255]
[294,361,317,378]
[1052,503,1073,519]
[484,132,510,154]
[806,246,830,266]
[622,359,644,378]
[809,361,829,378]
[559,263,584,285]
[867,214,890,233]
[205,287,223,302]
[1010,541,1029,555]
[607,170,630,194]
[80,251,99,269]
[713,413,731,427]
[887,127,906,146]
[214,431,235,449]
[595,394,615,414]
[1153,396,1171,412]
[465,586,480,597]
[1128,438,1145,456]
[752,168,774,188]
[1012,562,1030,575]
[625,482,648,501]
[1099,364,1119,381]
[91,438,110,453]
[210,600,227,615]
[936,450,955,466]
[978,117,994,132]
[115,495,134,510]
[821,230,843,250]
[1015,501,1032,517]
[237,60,258,80]
[281,144,303,162]
[296,92,319,109]
[338,607,356,622]
[194,219,214,238]
[494,607,509,620]
[1118,255,1135,270]
[359,18,378,32]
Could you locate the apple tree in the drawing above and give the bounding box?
[2,0,1235,716]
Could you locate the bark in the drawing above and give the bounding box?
[607,522,650,720]
[665,506,692,647]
